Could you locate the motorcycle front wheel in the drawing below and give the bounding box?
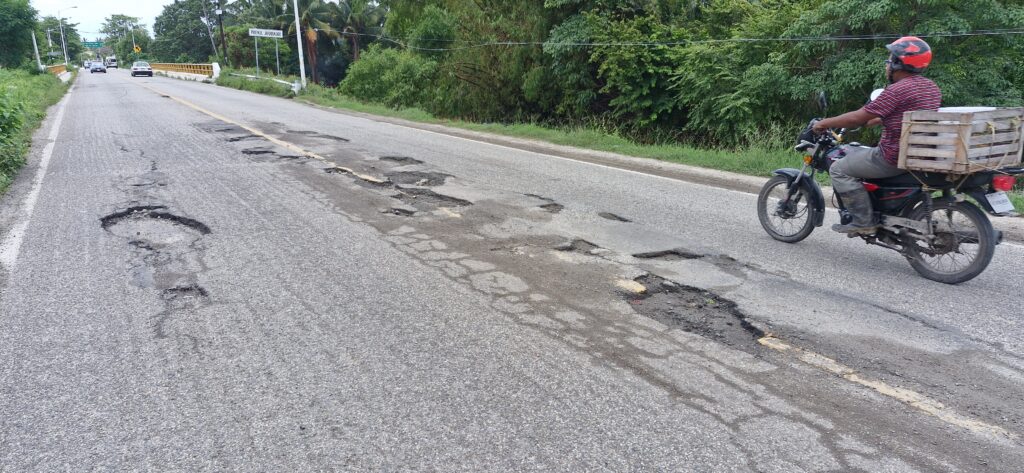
[904,200,996,284]
[757,175,817,243]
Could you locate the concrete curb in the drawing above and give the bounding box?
[155,71,211,82]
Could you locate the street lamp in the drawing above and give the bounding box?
[57,5,77,65]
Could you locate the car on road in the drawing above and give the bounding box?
[90,63,106,73]
[130,61,153,77]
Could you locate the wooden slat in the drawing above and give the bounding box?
[968,131,1021,146]
[905,147,957,159]
[969,143,1024,159]
[903,159,961,172]
[907,108,1024,122]
[906,121,1020,134]
[906,133,960,146]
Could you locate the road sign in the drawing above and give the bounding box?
[134,46,142,53]
[82,41,103,48]
[249,28,283,38]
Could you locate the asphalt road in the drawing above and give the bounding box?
[0,69,1021,471]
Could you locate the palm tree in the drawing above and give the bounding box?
[337,0,386,62]
[280,0,341,83]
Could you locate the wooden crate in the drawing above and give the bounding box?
[898,108,1024,174]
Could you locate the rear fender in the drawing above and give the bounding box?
[772,168,826,227]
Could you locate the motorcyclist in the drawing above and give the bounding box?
[812,36,942,234]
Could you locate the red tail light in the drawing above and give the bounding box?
[992,175,1016,192]
[862,182,880,192]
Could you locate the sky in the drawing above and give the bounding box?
[30,0,171,41]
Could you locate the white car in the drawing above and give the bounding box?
[130,61,153,77]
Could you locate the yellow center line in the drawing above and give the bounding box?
[123,78,386,184]
[757,335,1016,442]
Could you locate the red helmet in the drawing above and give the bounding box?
[886,36,932,73]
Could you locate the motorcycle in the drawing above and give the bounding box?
[757,91,1023,284]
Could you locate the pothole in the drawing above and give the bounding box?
[632,249,702,261]
[285,130,350,142]
[393,188,473,209]
[599,212,632,222]
[540,203,564,213]
[101,206,211,247]
[385,207,416,217]
[242,148,275,155]
[163,284,209,299]
[555,239,601,254]
[227,134,260,142]
[626,274,764,350]
[380,156,423,166]
[525,194,565,213]
[385,171,451,187]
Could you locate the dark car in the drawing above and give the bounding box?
[90,63,107,73]
[130,61,153,77]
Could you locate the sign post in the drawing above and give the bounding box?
[249,28,283,78]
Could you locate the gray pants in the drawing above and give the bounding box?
[829,146,905,193]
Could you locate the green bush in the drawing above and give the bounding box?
[338,45,437,109]
[0,69,67,192]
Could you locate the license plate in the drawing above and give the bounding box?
[986,191,1016,214]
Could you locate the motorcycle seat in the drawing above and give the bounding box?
[865,172,954,187]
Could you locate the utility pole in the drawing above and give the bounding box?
[217,0,228,67]
[57,6,78,66]
[290,0,306,88]
[31,31,43,70]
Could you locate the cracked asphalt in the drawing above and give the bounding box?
[0,69,1022,471]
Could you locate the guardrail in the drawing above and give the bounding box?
[151,63,215,77]
[228,73,301,94]
[46,64,66,75]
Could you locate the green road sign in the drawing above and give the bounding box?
[82,41,103,48]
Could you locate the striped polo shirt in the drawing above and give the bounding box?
[863,75,942,165]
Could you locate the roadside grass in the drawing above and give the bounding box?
[297,85,797,179]
[215,68,296,98]
[221,77,1024,211]
[0,68,70,194]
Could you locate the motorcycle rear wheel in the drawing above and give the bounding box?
[757,175,817,243]
[904,200,995,284]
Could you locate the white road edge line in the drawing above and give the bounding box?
[0,83,75,270]
[758,336,1016,442]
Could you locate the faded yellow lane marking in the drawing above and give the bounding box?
[758,336,1015,441]
[126,79,386,184]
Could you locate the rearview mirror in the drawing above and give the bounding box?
[869,88,885,102]
[817,91,829,113]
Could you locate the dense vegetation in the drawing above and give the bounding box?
[0,0,72,191]
[5,0,1024,151]
[141,0,1024,148]
[0,69,69,191]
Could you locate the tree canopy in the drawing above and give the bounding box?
[149,0,1024,147]
[0,0,37,67]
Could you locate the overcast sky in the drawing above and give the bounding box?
[30,0,171,40]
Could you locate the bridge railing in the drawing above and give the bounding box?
[150,63,215,77]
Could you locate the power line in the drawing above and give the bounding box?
[336,28,1024,52]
